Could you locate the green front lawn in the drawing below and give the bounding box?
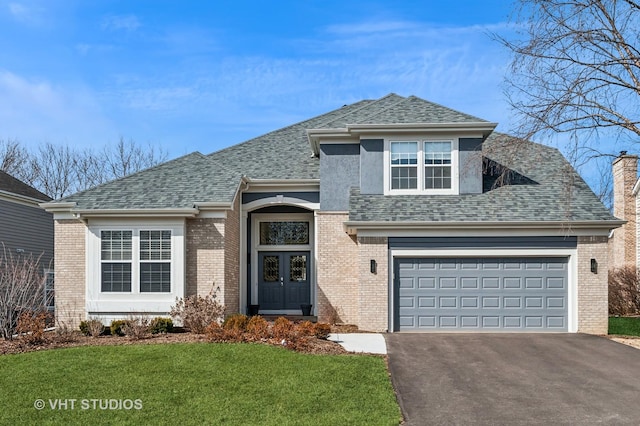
[609,316,640,336]
[0,343,401,425]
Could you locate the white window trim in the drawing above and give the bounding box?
[383,137,459,195]
[86,219,185,315]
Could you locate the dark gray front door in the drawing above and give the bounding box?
[394,257,569,332]
[258,252,310,310]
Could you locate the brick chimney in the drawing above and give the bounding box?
[611,151,638,268]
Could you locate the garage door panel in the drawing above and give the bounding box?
[395,257,568,332]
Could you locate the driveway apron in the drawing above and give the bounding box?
[385,334,640,425]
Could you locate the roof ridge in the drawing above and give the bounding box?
[207,98,373,158]
[349,93,411,124]
[311,93,405,129]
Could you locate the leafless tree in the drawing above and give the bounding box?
[494,0,640,158]
[30,143,78,200]
[0,139,168,199]
[0,139,35,184]
[103,137,168,180]
[0,244,48,340]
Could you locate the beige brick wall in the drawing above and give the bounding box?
[357,236,389,332]
[185,205,240,314]
[223,199,240,313]
[316,212,359,325]
[577,235,609,334]
[185,218,225,298]
[54,219,86,329]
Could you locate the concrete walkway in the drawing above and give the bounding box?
[328,333,387,354]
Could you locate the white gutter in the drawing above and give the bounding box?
[343,219,625,235]
[0,190,50,206]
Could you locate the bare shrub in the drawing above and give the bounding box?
[313,323,332,340]
[16,311,48,344]
[222,314,249,331]
[122,317,150,340]
[297,320,316,337]
[0,245,49,340]
[609,266,640,316]
[246,315,270,339]
[54,322,78,343]
[170,290,225,334]
[79,319,105,337]
[272,317,297,341]
[205,322,226,342]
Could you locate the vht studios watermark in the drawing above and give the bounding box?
[34,398,143,410]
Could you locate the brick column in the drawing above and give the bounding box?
[316,212,359,325]
[54,219,86,329]
[358,236,388,332]
[611,154,637,268]
[577,236,609,334]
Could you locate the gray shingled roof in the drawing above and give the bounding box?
[61,153,242,209]
[0,170,51,201]
[51,94,613,223]
[349,133,616,223]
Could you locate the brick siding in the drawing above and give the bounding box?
[357,236,389,332]
[316,212,359,325]
[577,235,609,334]
[54,219,86,329]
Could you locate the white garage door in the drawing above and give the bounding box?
[394,257,568,332]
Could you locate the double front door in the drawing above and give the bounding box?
[258,251,310,310]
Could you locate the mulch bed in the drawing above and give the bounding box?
[0,324,359,356]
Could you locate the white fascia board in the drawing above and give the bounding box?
[0,191,47,208]
[346,122,498,135]
[307,122,498,155]
[243,178,320,193]
[73,208,199,218]
[40,201,77,212]
[344,220,625,237]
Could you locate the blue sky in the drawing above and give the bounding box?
[0,0,516,158]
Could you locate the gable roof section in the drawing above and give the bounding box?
[0,170,51,202]
[348,133,617,226]
[59,153,242,210]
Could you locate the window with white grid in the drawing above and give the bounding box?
[139,230,171,293]
[101,230,132,292]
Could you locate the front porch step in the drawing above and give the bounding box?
[258,315,318,323]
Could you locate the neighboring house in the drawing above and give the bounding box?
[42,94,621,334]
[0,171,54,310]
[610,152,639,269]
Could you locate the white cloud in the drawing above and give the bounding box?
[101,14,141,32]
[7,2,44,25]
[0,70,116,148]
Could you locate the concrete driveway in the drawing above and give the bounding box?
[385,334,640,425]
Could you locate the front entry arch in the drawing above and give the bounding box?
[248,210,315,314]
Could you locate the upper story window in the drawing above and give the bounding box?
[424,141,452,189]
[386,139,458,194]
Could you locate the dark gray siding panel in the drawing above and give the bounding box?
[0,198,54,269]
[360,139,384,195]
[459,138,483,194]
[242,192,319,204]
[320,144,360,211]
[389,236,578,249]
